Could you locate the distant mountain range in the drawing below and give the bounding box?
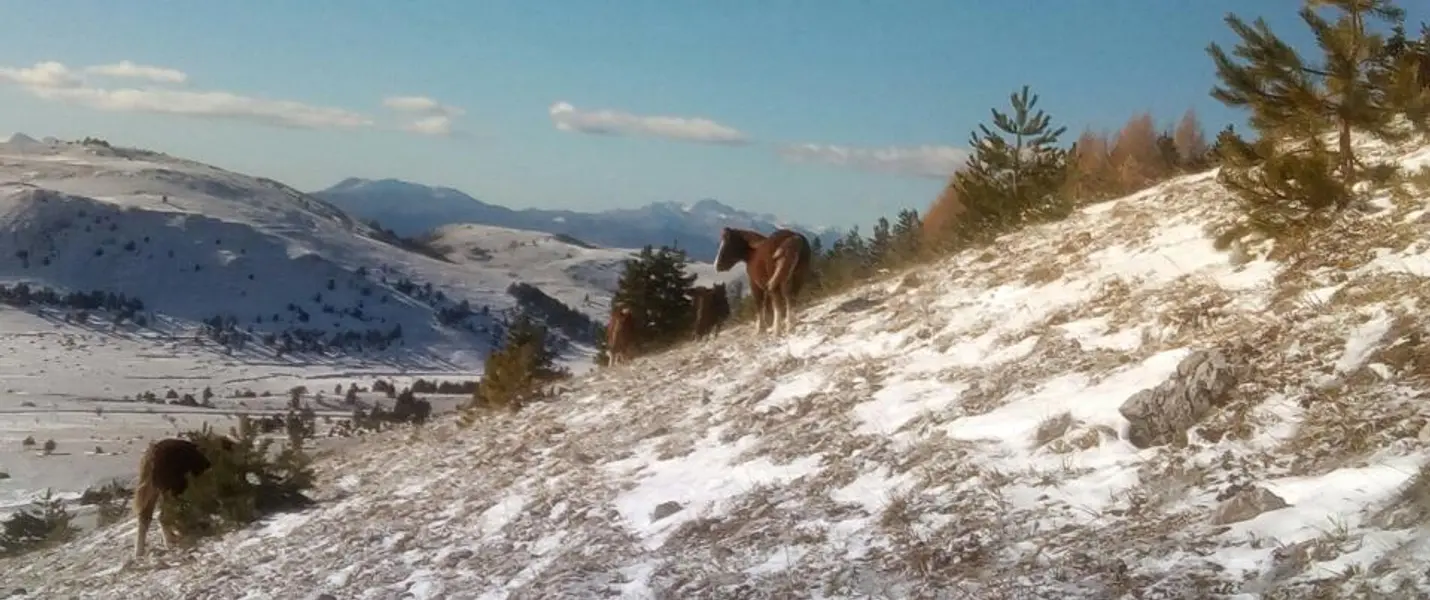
[310,178,841,261]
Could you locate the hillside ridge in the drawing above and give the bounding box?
[310,177,842,261]
[8,139,1430,598]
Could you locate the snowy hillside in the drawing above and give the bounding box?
[312,177,842,261]
[424,222,742,317]
[0,136,687,381]
[0,136,518,369]
[9,140,1430,598]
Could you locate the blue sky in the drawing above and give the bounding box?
[0,1,1423,231]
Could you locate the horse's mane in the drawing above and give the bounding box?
[725,228,768,246]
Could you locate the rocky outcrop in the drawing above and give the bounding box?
[1120,345,1253,449]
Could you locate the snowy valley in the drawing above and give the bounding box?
[5,135,1430,598]
[0,134,735,529]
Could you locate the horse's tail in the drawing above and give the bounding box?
[767,236,804,293]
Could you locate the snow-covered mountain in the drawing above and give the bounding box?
[311,177,843,261]
[0,135,716,400]
[10,137,1430,597]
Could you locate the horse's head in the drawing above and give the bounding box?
[714,227,750,272]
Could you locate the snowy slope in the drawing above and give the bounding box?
[0,136,751,523]
[0,136,510,368]
[424,222,744,318]
[8,140,1430,598]
[0,136,705,383]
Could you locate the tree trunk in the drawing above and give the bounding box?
[1339,117,1354,209]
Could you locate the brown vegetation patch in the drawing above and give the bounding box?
[1045,423,1118,455]
[1366,317,1430,383]
[1022,261,1065,286]
[1031,412,1077,448]
[1282,385,1425,477]
[1330,271,1429,310]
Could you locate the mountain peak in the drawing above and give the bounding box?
[6,132,41,146]
[689,198,736,214]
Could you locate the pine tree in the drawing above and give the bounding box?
[889,209,923,262]
[1208,0,1413,234]
[868,217,893,265]
[501,311,562,378]
[467,310,567,413]
[951,85,1070,235]
[609,245,697,350]
[1381,20,1430,134]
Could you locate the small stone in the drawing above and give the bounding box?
[315,594,336,600]
[0,472,9,480]
[442,548,474,567]
[1212,486,1289,525]
[651,501,683,521]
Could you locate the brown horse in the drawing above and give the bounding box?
[605,305,636,366]
[713,227,812,336]
[692,282,731,341]
[132,436,235,558]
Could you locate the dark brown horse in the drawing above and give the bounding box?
[692,282,731,341]
[605,305,636,366]
[713,227,812,336]
[132,436,235,558]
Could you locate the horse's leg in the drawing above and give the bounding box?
[769,288,784,336]
[751,287,767,333]
[779,287,793,335]
[764,292,777,336]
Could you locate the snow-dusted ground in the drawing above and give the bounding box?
[0,135,742,524]
[8,140,1430,598]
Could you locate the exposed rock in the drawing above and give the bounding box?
[1211,486,1289,525]
[441,548,474,568]
[1120,345,1253,449]
[651,501,684,521]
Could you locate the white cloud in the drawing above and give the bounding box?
[0,61,81,89]
[84,60,187,84]
[548,101,748,145]
[382,95,464,136]
[29,86,373,129]
[403,115,454,136]
[777,143,969,179]
[0,60,373,130]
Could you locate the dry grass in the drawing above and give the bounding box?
[1283,387,1423,477]
[1021,262,1065,286]
[1030,411,1076,448]
[1373,461,1430,530]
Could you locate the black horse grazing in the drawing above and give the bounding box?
[692,282,731,341]
[132,437,234,558]
[713,227,812,336]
